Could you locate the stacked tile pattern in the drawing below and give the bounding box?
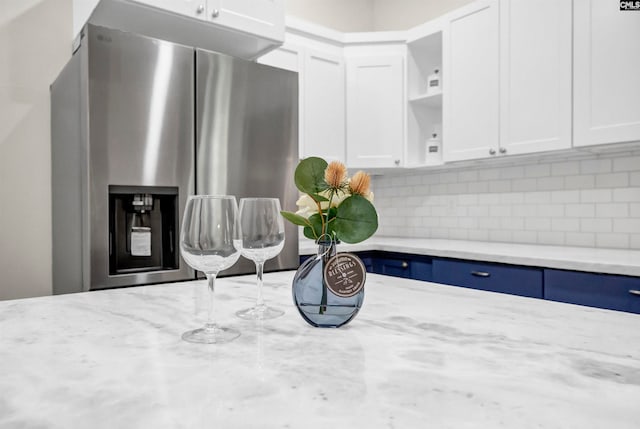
[372,148,640,249]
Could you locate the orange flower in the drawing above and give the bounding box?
[324,161,348,189]
[350,171,371,196]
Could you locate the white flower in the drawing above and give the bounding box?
[295,190,351,219]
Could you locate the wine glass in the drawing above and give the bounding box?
[236,198,286,320]
[180,195,242,344]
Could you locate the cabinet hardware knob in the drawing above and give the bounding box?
[196,4,204,14]
[211,9,220,18]
[394,159,400,166]
[401,261,409,268]
[499,147,507,154]
[629,289,640,296]
[489,148,496,155]
[471,271,490,277]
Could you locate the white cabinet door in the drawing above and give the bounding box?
[131,0,203,17]
[346,55,404,168]
[499,0,572,155]
[574,0,640,147]
[256,44,301,73]
[209,0,284,41]
[303,50,345,162]
[443,0,499,162]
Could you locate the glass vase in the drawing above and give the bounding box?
[292,239,365,328]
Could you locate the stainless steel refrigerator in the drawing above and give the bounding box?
[51,24,299,294]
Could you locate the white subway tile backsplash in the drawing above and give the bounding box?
[512,231,538,243]
[536,176,564,191]
[373,151,640,249]
[524,192,551,204]
[468,181,490,193]
[613,219,640,233]
[565,232,596,247]
[458,170,478,182]
[500,166,525,179]
[551,161,580,176]
[552,190,580,203]
[478,169,500,181]
[613,156,640,172]
[552,218,580,232]
[581,159,612,174]
[613,188,640,202]
[595,172,629,188]
[525,164,551,178]
[489,180,511,193]
[596,233,630,248]
[489,230,513,242]
[565,175,595,190]
[596,203,629,218]
[565,204,595,218]
[525,217,551,231]
[537,231,565,246]
[580,218,613,233]
[580,189,612,203]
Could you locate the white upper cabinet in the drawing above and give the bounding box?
[346,52,405,169]
[574,0,640,147]
[303,50,345,162]
[499,0,572,156]
[257,23,345,163]
[209,0,284,42]
[443,0,499,162]
[74,0,284,58]
[132,0,201,17]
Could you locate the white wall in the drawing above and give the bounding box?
[285,0,374,32]
[0,0,72,300]
[372,149,640,249]
[372,0,474,30]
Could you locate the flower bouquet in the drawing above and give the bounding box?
[281,157,378,328]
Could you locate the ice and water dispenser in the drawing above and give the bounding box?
[108,186,179,275]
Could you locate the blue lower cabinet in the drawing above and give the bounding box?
[544,269,640,314]
[373,253,433,282]
[433,258,543,298]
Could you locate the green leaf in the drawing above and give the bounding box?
[303,226,316,240]
[280,211,310,227]
[307,213,324,239]
[294,157,328,194]
[333,195,378,244]
[309,193,329,202]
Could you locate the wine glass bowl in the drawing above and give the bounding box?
[180,195,242,344]
[236,198,286,320]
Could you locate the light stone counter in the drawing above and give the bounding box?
[300,237,640,276]
[1,272,640,428]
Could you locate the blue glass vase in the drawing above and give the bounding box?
[292,240,365,328]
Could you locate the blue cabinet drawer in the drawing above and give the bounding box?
[433,258,543,298]
[373,253,433,282]
[544,269,640,314]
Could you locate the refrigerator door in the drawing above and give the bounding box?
[195,49,299,275]
[88,26,195,289]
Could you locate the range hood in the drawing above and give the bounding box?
[76,0,283,60]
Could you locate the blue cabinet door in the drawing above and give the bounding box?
[544,269,640,314]
[433,258,543,298]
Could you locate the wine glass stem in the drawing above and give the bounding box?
[205,273,218,330]
[255,261,265,308]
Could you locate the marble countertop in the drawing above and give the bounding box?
[300,237,640,276]
[2,271,640,428]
